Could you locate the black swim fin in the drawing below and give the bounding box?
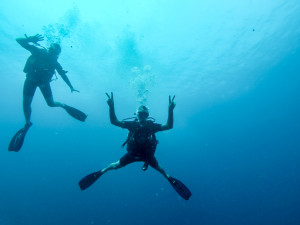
[168,176,192,200]
[79,171,102,190]
[8,123,32,152]
[64,105,87,122]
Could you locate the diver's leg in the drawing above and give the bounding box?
[23,95,34,124]
[40,83,87,121]
[153,164,170,180]
[100,160,123,174]
[101,153,136,174]
[40,83,64,108]
[23,78,37,125]
[149,158,170,180]
[45,96,64,108]
[79,160,124,190]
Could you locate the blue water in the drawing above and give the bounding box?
[1,1,300,224]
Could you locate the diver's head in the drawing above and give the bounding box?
[48,43,61,56]
[136,105,149,121]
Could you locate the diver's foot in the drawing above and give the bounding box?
[142,162,148,171]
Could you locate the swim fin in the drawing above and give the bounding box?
[79,171,102,190]
[168,176,192,200]
[64,105,87,122]
[8,123,32,152]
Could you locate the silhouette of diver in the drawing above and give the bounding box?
[79,93,191,200]
[9,34,87,152]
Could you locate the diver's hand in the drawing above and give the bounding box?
[106,92,114,108]
[26,34,44,44]
[169,95,176,111]
[71,87,80,93]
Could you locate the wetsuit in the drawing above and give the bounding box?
[119,120,162,167]
[22,45,66,99]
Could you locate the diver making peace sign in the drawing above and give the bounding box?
[79,93,191,200]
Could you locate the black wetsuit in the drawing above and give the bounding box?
[22,45,66,99]
[119,120,162,167]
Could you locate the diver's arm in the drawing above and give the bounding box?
[161,108,174,131]
[161,95,176,131]
[16,34,44,53]
[60,73,75,92]
[106,92,123,127]
[109,105,123,127]
[56,63,79,93]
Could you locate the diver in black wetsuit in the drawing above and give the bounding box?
[79,93,191,200]
[16,34,86,126]
[8,34,87,152]
[103,92,175,178]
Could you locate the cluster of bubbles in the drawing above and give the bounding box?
[40,5,156,107]
[42,5,80,45]
[130,65,155,105]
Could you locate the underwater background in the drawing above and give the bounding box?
[1,0,300,224]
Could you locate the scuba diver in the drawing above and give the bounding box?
[8,34,87,152]
[79,92,191,200]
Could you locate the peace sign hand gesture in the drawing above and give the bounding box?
[106,92,114,108]
[169,95,176,111]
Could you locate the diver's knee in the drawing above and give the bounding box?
[46,101,55,107]
[45,98,56,107]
